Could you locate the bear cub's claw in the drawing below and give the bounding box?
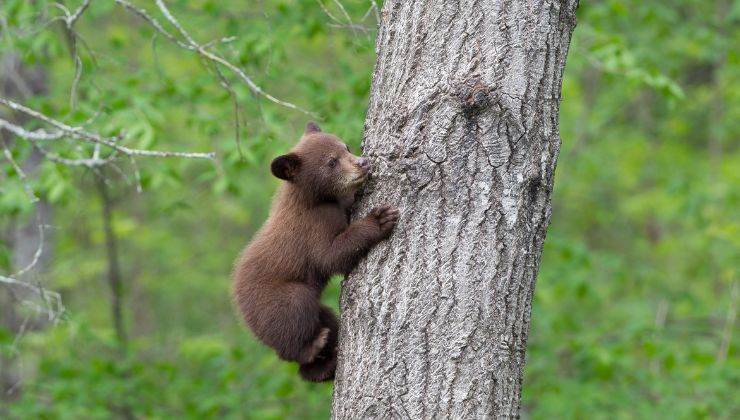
[369,204,400,237]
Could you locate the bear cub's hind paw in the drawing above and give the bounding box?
[299,327,331,364]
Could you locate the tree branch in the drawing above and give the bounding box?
[115,0,314,116]
[0,97,216,163]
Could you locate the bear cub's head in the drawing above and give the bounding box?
[271,122,371,202]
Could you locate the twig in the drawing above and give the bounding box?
[328,23,373,33]
[317,1,374,38]
[128,155,143,193]
[370,0,380,22]
[0,206,59,323]
[54,0,90,109]
[114,0,190,48]
[0,273,64,322]
[2,138,39,201]
[332,0,359,38]
[360,2,378,23]
[69,0,92,26]
[32,140,117,167]
[8,213,45,281]
[317,0,342,24]
[208,61,244,160]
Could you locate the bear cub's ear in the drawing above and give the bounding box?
[271,153,302,181]
[305,121,322,134]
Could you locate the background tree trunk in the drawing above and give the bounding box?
[96,173,128,354]
[332,1,578,418]
[0,53,51,401]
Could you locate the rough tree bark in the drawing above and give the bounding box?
[332,1,578,418]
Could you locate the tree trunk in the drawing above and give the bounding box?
[96,174,128,354]
[332,1,578,418]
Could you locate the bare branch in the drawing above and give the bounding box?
[115,0,314,116]
[0,97,216,161]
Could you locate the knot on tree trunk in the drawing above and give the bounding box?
[457,76,492,117]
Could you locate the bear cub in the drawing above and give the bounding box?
[232,122,399,382]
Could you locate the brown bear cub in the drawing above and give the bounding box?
[232,122,399,382]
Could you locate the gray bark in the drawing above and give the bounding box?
[332,1,578,418]
[1,54,51,400]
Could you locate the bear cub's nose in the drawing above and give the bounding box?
[357,157,371,173]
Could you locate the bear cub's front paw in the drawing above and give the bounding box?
[368,204,400,238]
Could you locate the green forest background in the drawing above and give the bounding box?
[1,0,737,418]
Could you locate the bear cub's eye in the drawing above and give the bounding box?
[328,157,338,168]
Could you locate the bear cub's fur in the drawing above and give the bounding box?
[232,122,399,382]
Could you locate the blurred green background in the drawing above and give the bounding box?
[0,0,737,418]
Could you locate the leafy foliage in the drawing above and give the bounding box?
[1,0,737,418]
